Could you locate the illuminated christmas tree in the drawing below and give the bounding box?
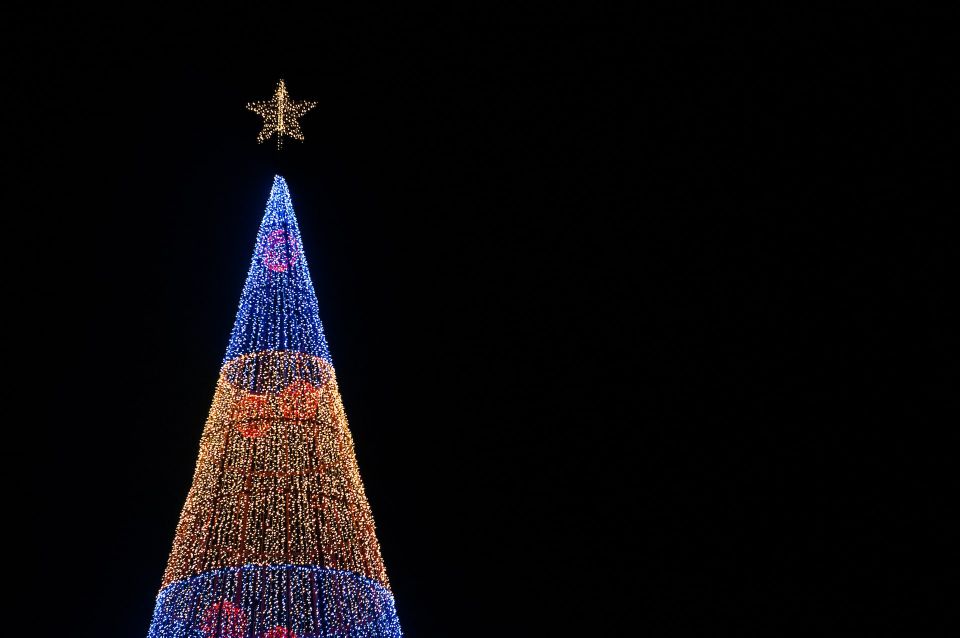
[147,176,402,638]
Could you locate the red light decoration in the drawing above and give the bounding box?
[231,393,274,438]
[280,380,322,420]
[263,228,298,272]
[200,601,247,638]
[261,627,296,638]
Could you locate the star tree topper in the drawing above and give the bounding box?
[247,79,317,148]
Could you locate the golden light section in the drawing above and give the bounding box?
[162,351,389,590]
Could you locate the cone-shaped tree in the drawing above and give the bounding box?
[147,176,402,638]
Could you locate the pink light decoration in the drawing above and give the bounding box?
[263,228,299,273]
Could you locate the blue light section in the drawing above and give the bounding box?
[225,176,332,365]
[147,565,402,638]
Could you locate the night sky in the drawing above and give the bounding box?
[16,7,950,635]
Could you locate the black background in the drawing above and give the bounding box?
[12,6,952,635]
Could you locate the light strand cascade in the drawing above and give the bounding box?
[147,176,401,638]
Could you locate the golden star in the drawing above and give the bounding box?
[247,79,317,148]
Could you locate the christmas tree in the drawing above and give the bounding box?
[147,176,402,638]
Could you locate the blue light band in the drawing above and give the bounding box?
[225,176,332,365]
[148,564,401,638]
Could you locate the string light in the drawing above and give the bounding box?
[247,80,317,148]
[152,565,400,638]
[147,177,401,637]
